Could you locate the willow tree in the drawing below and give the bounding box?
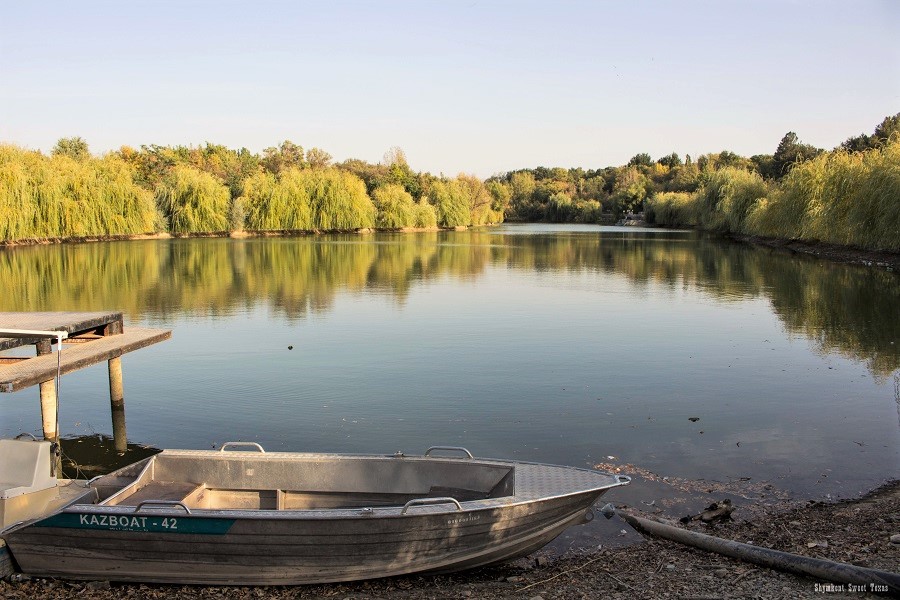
[0,145,157,240]
[372,183,415,228]
[307,168,375,230]
[156,165,231,233]
[430,179,470,227]
[413,199,437,228]
[241,169,312,231]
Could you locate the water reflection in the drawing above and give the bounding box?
[60,434,160,479]
[1,228,896,377]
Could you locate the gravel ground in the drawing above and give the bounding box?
[4,480,897,600]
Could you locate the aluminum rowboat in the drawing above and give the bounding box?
[3,444,629,585]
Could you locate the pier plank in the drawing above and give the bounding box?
[0,328,171,392]
[0,311,123,351]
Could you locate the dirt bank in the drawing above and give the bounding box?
[4,480,897,599]
[729,234,900,271]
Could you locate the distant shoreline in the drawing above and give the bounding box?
[2,226,897,273]
[0,226,454,248]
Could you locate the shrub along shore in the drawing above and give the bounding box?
[1,114,898,253]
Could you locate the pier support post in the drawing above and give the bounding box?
[36,340,58,443]
[108,356,127,453]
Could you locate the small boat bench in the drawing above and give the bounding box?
[0,439,56,500]
[101,481,205,508]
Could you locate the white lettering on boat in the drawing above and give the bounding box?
[77,514,151,529]
[447,515,481,525]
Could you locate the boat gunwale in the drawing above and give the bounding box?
[53,451,629,521]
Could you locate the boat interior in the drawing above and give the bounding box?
[93,449,516,511]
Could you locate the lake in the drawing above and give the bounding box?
[1,224,898,513]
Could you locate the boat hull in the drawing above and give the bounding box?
[3,450,628,584]
[6,492,603,584]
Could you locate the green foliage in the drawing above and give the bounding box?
[747,140,900,251]
[547,192,573,222]
[697,151,753,173]
[459,174,500,226]
[657,152,682,168]
[51,137,90,161]
[840,134,873,153]
[373,184,415,228]
[305,147,332,169]
[772,132,823,179]
[840,112,900,153]
[610,166,651,218]
[306,168,375,230]
[430,179,471,227]
[665,162,702,193]
[241,170,311,231]
[261,141,306,174]
[507,171,539,220]
[0,145,158,240]
[412,199,437,228]
[338,158,390,196]
[242,168,374,231]
[156,165,231,233]
[4,118,896,248]
[0,145,39,240]
[380,147,423,199]
[178,143,260,198]
[694,167,769,233]
[873,113,900,146]
[486,180,512,214]
[750,154,776,179]
[645,192,698,227]
[123,143,258,199]
[628,153,653,167]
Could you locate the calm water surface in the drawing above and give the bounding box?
[1,225,898,507]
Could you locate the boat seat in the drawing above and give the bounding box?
[104,481,202,506]
[0,439,56,500]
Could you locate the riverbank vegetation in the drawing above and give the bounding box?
[497,113,899,252]
[1,114,897,250]
[0,142,500,242]
[645,135,900,252]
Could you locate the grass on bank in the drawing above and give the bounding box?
[748,139,900,251]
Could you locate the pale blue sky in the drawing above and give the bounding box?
[2,1,897,176]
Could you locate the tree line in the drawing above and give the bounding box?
[0,142,506,241]
[1,113,897,251]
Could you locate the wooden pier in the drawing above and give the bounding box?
[0,312,170,451]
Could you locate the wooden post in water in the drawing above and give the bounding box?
[35,339,58,443]
[108,356,127,453]
[104,319,127,453]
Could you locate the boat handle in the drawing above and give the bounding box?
[134,500,193,514]
[219,441,266,453]
[14,432,38,441]
[616,475,631,485]
[401,497,463,514]
[424,446,474,459]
